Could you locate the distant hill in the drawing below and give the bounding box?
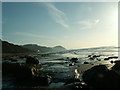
[52,46,66,52]
[22,44,66,53]
[1,39,66,53]
[2,40,34,53]
[22,44,52,53]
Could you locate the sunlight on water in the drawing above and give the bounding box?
[74,69,80,79]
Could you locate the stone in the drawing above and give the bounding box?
[26,56,39,64]
[70,58,78,63]
[84,62,89,64]
[112,60,120,70]
[2,61,21,75]
[16,64,40,79]
[33,75,52,86]
[82,65,120,88]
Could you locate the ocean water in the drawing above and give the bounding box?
[2,46,119,89]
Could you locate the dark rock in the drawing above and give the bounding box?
[114,60,120,64]
[112,60,120,70]
[88,55,100,60]
[2,61,21,75]
[82,65,120,88]
[84,62,89,64]
[33,75,52,86]
[88,55,92,57]
[108,56,118,59]
[104,58,109,60]
[26,56,39,64]
[110,60,114,64]
[69,63,75,66]
[104,56,118,61]
[97,59,101,61]
[89,57,94,60]
[82,65,108,87]
[92,55,100,58]
[70,58,78,63]
[67,57,69,59]
[16,64,40,79]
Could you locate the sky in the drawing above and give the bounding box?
[2,2,118,49]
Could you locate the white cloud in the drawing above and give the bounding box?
[94,19,100,23]
[78,19,100,30]
[45,3,69,29]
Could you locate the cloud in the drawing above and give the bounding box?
[94,19,100,23]
[78,19,100,30]
[45,3,69,29]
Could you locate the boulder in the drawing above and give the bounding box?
[33,75,52,86]
[70,58,78,63]
[112,60,120,70]
[82,65,120,88]
[16,64,40,79]
[84,62,89,64]
[2,61,21,75]
[26,56,39,64]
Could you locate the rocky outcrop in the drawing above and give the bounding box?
[82,65,120,88]
[26,56,39,64]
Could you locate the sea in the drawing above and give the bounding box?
[2,46,119,89]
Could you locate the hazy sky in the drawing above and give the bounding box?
[2,2,118,49]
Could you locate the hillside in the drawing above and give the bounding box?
[52,46,66,52]
[2,40,34,53]
[22,44,52,53]
[1,39,66,53]
[22,44,66,53]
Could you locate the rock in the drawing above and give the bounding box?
[84,62,89,64]
[89,57,94,60]
[104,56,118,61]
[69,63,75,66]
[97,59,101,61]
[82,65,108,87]
[88,55,92,57]
[88,55,100,60]
[16,64,40,79]
[2,61,21,75]
[82,65,120,88]
[104,58,109,60]
[114,60,120,64]
[33,75,52,86]
[112,60,120,70]
[92,55,100,58]
[26,56,39,64]
[108,56,118,59]
[70,58,78,63]
[110,60,114,64]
